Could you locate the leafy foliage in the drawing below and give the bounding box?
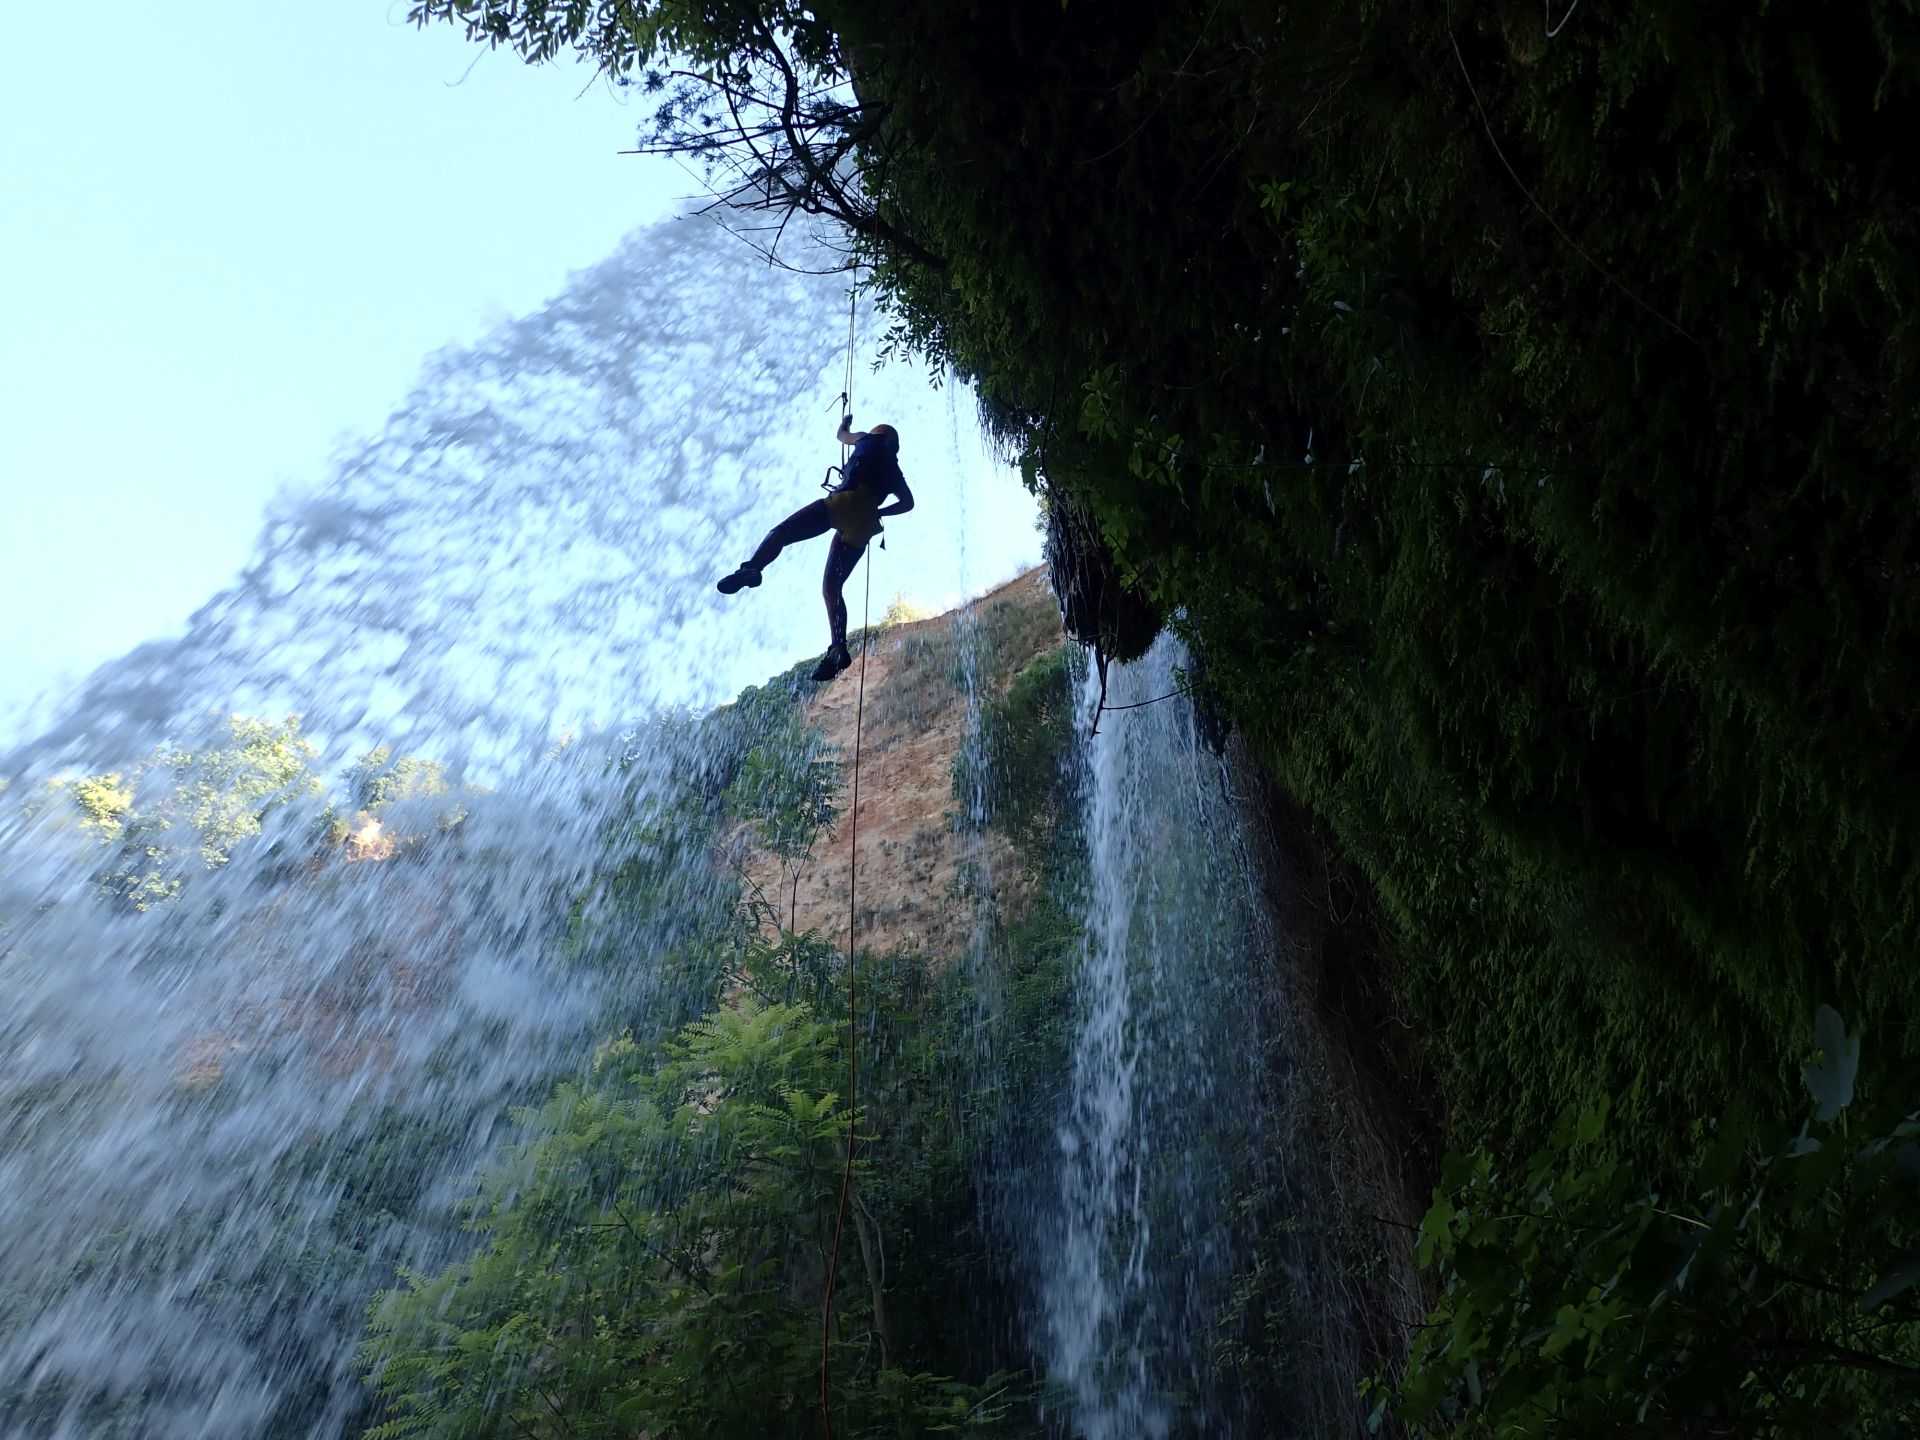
[49,714,322,907]
[724,713,839,863]
[158,715,324,866]
[780,13,1920,1297]
[413,0,1920,1426]
[420,0,1920,1163]
[879,594,931,627]
[1384,1008,1920,1436]
[344,746,453,813]
[362,627,1083,1438]
[36,718,494,909]
[953,647,1075,858]
[404,0,932,271]
[361,993,1033,1439]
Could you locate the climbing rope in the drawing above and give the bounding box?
[1088,660,1195,736]
[820,284,866,1440]
[822,289,860,493]
[1100,684,1192,715]
[841,289,856,442]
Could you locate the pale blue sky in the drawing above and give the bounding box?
[1,3,687,710]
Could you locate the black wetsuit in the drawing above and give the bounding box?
[744,435,911,647]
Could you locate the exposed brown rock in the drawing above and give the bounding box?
[737,567,1062,959]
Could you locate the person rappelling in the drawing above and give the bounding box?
[716,416,914,681]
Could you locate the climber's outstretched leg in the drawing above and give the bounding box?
[717,500,833,594]
[811,534,869,681]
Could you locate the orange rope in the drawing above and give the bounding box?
[819,287,867,1439]
[818,543,870,1437]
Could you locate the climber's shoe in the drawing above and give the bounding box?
[811,642,853,683]
[716,564,762,595]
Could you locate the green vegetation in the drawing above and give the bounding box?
[1385,1009,1920,1436]
[955,647,1076,857]
[2,623,1085,1439]
[867,576,1065,742]
[410,0,1920,1428]
[45,714,324,907]
[0,719,497,1440]
[361,996,1027,1438]
[359,615,1084,1437]
[27,717,485,910]
[880,594,932,627]
[822,0,1920,1169]
[724,708,840,931]
[412,0,1920,1115]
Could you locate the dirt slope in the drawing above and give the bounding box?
[737,566,1060,958]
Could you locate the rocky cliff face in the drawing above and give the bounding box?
[734,566,1059,958]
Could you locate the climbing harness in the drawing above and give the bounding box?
[820,284,868,1440]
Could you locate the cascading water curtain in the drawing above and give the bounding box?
[1034,635,1271,1439]
[0,212,1034,1440]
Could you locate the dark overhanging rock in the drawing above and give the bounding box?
[1044,490,1163,666]
[1181,642,1234,757]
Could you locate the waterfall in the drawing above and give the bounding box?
[0,728,715,1439]
[0,212,1035,1439]
[0,199,1362,1440]
[1033,637,1273,1439]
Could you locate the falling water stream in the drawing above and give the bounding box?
[0,209,1317,1440]
[1025,640,1273,1439]
[0,213,1040,1438]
